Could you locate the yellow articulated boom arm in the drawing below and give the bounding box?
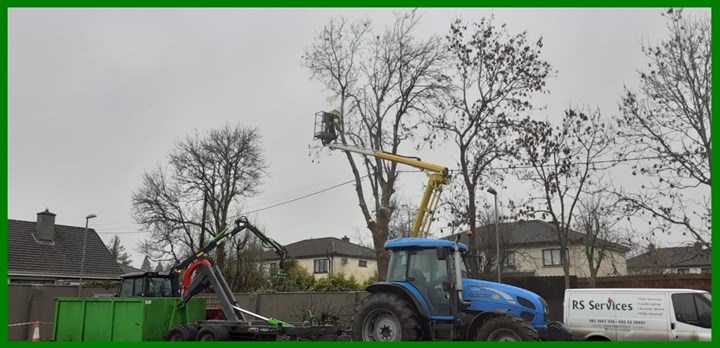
[325,143,450,238]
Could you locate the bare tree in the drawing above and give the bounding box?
[303,10,448,279]
[106,235,132,266]
[426,16,552,275]
[388,196,436,239]
[513,107,616,287]
[225,231,269,292]
[132,124,268,278]
[573,192,631,287]
[616,9,711,248]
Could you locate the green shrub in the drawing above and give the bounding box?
[309,273,363,292]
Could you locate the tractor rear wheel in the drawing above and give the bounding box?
[476,315,539,341]
[352,292,422,341]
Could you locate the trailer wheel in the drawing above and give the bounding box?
[352,292,421,341]
[165,324,195,341]
[181,324,198,341]
[196,325,231,341]
[475,315,539,341]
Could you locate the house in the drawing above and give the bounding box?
[8,209,124,284]
[627,243,711,275]
[445,220,630,278]
[261,236,377,282]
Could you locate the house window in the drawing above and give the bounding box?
[314,259,329,273]
[543,249,564,266]
[677,268,690,274]
[503,251,515,268]
[359,259,368,268]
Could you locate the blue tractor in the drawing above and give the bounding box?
[352,238,571,341]
[314,111,571,341]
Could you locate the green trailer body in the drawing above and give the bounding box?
[53,297,206,341]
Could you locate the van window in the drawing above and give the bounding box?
[672,293,711,329]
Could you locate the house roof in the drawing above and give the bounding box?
[444,220,631,252]
[8,219,124,279]
[119,264,144,274]
[627,245,711,269]
[261,237,375,261]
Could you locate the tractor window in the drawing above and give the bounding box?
[387,250,408,281]
[118,279,133,297]
[413,249,450,315]
[147,277,173,297]
[132,277,144,296]
[448,252,469,278]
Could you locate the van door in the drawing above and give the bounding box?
[670,292,712,341]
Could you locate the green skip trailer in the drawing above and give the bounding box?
[52,296,345,342]
[53,297,206,341]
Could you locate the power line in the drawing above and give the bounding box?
[97,231,147,235]
[92,154,676,234]
[239,175,367,215]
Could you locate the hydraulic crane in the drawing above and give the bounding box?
[314,111,450,238]
[118,216,289,323]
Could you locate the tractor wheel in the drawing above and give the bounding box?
[476,315,539,341]
[196,325,231,341]
[165,324,195,341]
[352,292,422,341]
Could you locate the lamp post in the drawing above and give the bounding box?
[78,214,97,296]
[487,187,500,283]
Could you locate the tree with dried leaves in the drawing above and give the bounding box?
[573,192,633,287]
[132,124,268,284]
[303,10,448,279]
[427,16,552,275]
[106,235,132,266]
[513,108,616,287]
[616,9,711,248]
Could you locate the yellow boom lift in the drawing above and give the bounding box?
[313,111,450,238]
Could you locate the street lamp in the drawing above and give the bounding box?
[487,187,500,283]
[78,214,97,296]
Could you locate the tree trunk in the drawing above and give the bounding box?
[466,192,480,276]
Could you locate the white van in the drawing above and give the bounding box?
[563,288,711,341]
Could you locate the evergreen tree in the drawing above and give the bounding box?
[106,235,132,265]
[140,255,152,271]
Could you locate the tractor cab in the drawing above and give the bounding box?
[385,238,468,318]
[117,271,180,298]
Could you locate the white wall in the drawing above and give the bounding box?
[507,245,628,277]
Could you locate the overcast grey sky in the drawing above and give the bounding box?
[8,8,710,267]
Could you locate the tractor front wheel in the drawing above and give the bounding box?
[352,292,422,341]
[476,315,539,341]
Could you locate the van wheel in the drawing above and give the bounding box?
[196,325,230,341]
[352,292,422,341]
[476,315,539,341]
[165,325,194,341]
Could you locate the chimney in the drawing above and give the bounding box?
[36,209,56,242]
[341,235,350,243]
